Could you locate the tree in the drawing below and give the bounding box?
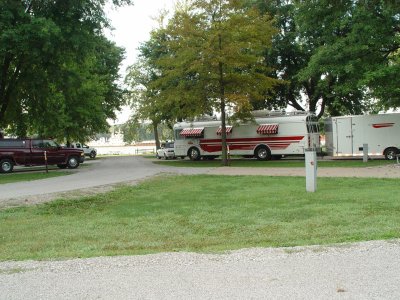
[121,120,173,144]
[254,0,400,117]
[125,59,163,149]
[365,50,400,108]
[125,22,176,150]
[0,0,132,141]
[152,0,279,165]
[295,0,400,115]
[251,0,306,112]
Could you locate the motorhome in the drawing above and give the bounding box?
[173,111,321,160]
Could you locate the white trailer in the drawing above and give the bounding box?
[324,113,400,160]
[173,111,321,160]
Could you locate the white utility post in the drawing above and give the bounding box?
[305,149,317,192]
[363,143,368,163]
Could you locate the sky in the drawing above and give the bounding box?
[106,1,176,71]
[105,1,176,124]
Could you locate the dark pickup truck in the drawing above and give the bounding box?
[0,138,85,173]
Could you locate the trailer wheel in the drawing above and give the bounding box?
[255,146,271,161]
[384,147,399,160]
[0,159,14,173]
[188,147,201,161]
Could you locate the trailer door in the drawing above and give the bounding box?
[335,118,353,156]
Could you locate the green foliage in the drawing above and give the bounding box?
[0,0,132,142]
[157,0,279,117]
[255,0,400,116]
[0,175,399,260]
[119,120,173,144]
[125,27,174,149]
[126,0,280,163]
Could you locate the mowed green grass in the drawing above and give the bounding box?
[0,175,399,261]
[153,157,394,168]
[0,171,70,184]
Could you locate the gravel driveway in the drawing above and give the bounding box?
[1,156,399,299]
[1,240,399,299]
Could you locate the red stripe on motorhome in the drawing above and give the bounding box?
[199,136,304,153]
[201,136,304,143]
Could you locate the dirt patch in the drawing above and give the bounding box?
[0,181,138,210]
[208,163,400,178]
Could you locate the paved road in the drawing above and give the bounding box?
[0,156,211,207]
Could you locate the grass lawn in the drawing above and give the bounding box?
[153,157,394,168]
[0,171,70,184]
[0,175,399,261]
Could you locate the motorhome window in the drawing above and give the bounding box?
[0,140,25,148]
[174,129,183,140]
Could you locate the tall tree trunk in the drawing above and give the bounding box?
[0,89,11,126]
[0,56,12,124]
[317,98,326,119]
[153,122,161,150]
[218,30,228,166]
[0,59,22,125]
[220,86,227,166]
[288,93,305,111]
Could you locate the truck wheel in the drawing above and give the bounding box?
[188,147,201,161]
[384,147,399,160]
[255,146,271,161]
[67,156,80,169]
[89,151,96,159]
[0,159,14,173]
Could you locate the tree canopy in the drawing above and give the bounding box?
[126,0,279,164]
[124,27,172,150]
[0,0,132,141]
[256,0,400,117]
